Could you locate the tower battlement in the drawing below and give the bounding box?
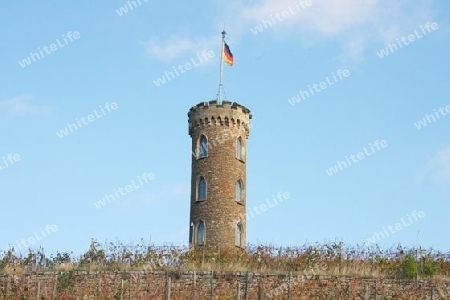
[188,100,251,137]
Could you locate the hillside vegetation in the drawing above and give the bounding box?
[1,240,449,280]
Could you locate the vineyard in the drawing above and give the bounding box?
[1,241,449,299]
[1,240,449,277]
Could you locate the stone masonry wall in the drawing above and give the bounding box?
[1,271,449,299]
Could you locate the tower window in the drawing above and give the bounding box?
[197,221,205,245]
[236,137,242,160]
[236,223,242,247]
[199,135,208,157]
[236,180,242,202]
[189,223,194,244]
[198,177,207,201]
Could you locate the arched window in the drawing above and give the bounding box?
[236,137,242,159]
[235,180,242,202]
[235,223,242,247]
[198,177,206,201]
[197,221,205,245]
[199,135,208,157]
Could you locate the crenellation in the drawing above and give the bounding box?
[188,105,251,136]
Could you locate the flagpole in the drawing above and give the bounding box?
[218,30,226,105]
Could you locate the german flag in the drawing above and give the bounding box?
[223,42,234,66]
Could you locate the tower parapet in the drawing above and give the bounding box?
[188,100,251,249]
[188,100,251,138]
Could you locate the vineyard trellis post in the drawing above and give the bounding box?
[258,278,264,300]
[210,271,214,300]
[120,279,124,300]
[192,271,196,299]
[128,276,131,300]
[237,280,241,300]
[165,271,171,300]
[287,271,292,300]
[36,280,40,299]
[245,271,249,300]
[52,275,57,300]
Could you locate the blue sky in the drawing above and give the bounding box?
[1,0,449,256]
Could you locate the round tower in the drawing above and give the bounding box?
[188,100,251,249]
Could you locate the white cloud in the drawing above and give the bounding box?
[340,35,367,62]
[144,0,435,61]
[0,95,52,116]
[144,36,218,62]
[241,0,433,36]
[417,147,450,184]
[242,0,434,53]
[242,0,377,35]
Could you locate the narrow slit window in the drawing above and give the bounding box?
[236,223,242,247]
[199,135,208,157]
[236,137,242,159]
[199,177,207,201]
[236,180,242,202]
[189,224,193,244]
[197,221,205,245]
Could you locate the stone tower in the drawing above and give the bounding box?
[188,100,251,249]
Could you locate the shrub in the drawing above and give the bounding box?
[421,254,438,277]
[398,253,418,279]
[57,271,76,293]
